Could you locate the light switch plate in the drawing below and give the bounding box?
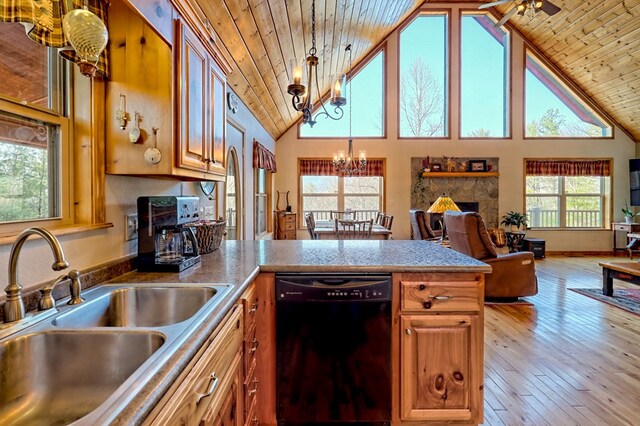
[125,213,138,241]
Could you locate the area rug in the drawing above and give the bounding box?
[569,288,640,316]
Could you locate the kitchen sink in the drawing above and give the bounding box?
[52,286,221,328]
[0,330,165,426]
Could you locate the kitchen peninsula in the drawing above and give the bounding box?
[0,240,489,426]
[107,239,490,426]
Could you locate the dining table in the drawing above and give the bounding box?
[312,220,393,240]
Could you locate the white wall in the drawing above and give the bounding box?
[275,10,636,251]
[0,89,274,297]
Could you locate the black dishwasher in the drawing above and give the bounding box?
[276,273,392,425]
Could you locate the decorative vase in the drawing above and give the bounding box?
[625,216,634,224]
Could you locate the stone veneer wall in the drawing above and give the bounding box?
[411,157,500,228]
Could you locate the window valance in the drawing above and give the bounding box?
[299,159,384,177]
[253,140,276,172]
[0,0,110,78]
[525,159,611,177]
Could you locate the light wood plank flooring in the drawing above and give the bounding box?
[482,255,640,425]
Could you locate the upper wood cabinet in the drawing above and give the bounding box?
[175,19,227,177]
[105,0,229,181]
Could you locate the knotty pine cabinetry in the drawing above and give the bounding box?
[241,282,260,425]
[145,305,244,425]
[105,0,230,181]
[395,273,484,425]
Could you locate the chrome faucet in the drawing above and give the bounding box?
[3,227,77,323]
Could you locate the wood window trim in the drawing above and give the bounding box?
[0,69,110,245]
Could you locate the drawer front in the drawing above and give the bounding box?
[284,222,296,230]
[614,223,631,231]
[242,285,258,335]
[148,306,243,425]
[284,214,296,223]
[401,281,480,312]
[245,396,258,426]
[244,358,259,411]
[244,324,258,373]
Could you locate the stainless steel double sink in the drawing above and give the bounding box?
[0,283,232,426]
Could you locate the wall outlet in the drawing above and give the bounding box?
[125,213,138,241]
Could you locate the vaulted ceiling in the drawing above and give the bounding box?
[196,0,640,142]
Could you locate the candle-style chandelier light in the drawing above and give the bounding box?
[333,45,366,177]
[287,0,346,127]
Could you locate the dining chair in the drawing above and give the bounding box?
[331,210,357,220]
[304,212,317,239]
[334,219,373,240]
[375,212,385,226]
[382,214,393,230]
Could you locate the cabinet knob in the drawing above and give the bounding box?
[195,372,219,405]
[405,328,412,335]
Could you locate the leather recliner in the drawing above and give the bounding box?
[444,211,538,299]
[410,209,442,241]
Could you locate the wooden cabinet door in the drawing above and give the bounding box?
[400,314,482,423]
[202,355,243,426]
[177,20,209,172]
[208,61,226,176]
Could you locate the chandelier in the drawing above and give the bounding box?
[287,0,346,127]
[333,45,366,177]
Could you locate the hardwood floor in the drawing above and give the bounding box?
[482,255,640,425]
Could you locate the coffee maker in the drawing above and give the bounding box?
[137,196,201,272]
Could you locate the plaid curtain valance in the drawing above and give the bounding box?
[0,0,110,78]
[525,159,611,177]
[253,140,276,172]
[299,158,384,177]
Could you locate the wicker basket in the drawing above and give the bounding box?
[191,221,226,254]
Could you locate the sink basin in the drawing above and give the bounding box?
[0,330,164,426]
[53,286,220,328]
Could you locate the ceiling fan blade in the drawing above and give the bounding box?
[478,0,513,10]
[494,6,518,28]
[540,0,561,16]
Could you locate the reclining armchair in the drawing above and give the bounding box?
[410,209,442,241]
[444,211,538,299]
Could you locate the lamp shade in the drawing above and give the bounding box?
[62,7,108,77]
[426,195,461,214]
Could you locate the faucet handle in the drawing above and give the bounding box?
[38,275,67,311]
[67,270,84,305]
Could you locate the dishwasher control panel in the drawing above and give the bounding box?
[275,273,392,302]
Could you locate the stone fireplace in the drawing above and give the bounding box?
[411,157,499,228]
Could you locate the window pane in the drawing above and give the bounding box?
[399,14,448,137]
[344,177,381,194]
[302,176,338,193]
[300,51,384,137]
[303,196,338,213]
[526,176,559,194]
[345,196,380,213]
[461,14,508,137]
[0,23,50,109]
[526,196,559,227]
[256,196,267,235]
[525,50,612,137]
[565,176,600,194]
[566,196,601,228]
[0,112,59,222]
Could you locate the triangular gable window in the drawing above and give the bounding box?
[525,49,612,138]
[299,50,384,138]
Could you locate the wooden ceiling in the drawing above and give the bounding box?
[195,0,640,142]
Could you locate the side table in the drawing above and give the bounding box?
[612,222,640,256]
[505,231,526,253]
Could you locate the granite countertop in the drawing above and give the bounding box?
[100,240,490,424]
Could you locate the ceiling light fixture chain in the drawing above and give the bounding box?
[333,44,366,177]
[287,0,345,127]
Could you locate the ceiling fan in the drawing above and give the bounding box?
[479,0,561,28]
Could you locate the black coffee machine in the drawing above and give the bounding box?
[137,196,201,272]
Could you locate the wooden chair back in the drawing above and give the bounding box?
[330,210,357,220]
[304,212,317,239]
[334,219,373,240]
[382,214,393,230]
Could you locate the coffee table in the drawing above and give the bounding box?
[598,261,640,296]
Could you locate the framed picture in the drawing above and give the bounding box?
[431,163,442,172]
[469,160,487,172]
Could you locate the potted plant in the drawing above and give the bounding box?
[500,211,528,231]
[622,201,638,224]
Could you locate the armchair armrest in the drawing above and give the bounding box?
[482,251,537,298]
